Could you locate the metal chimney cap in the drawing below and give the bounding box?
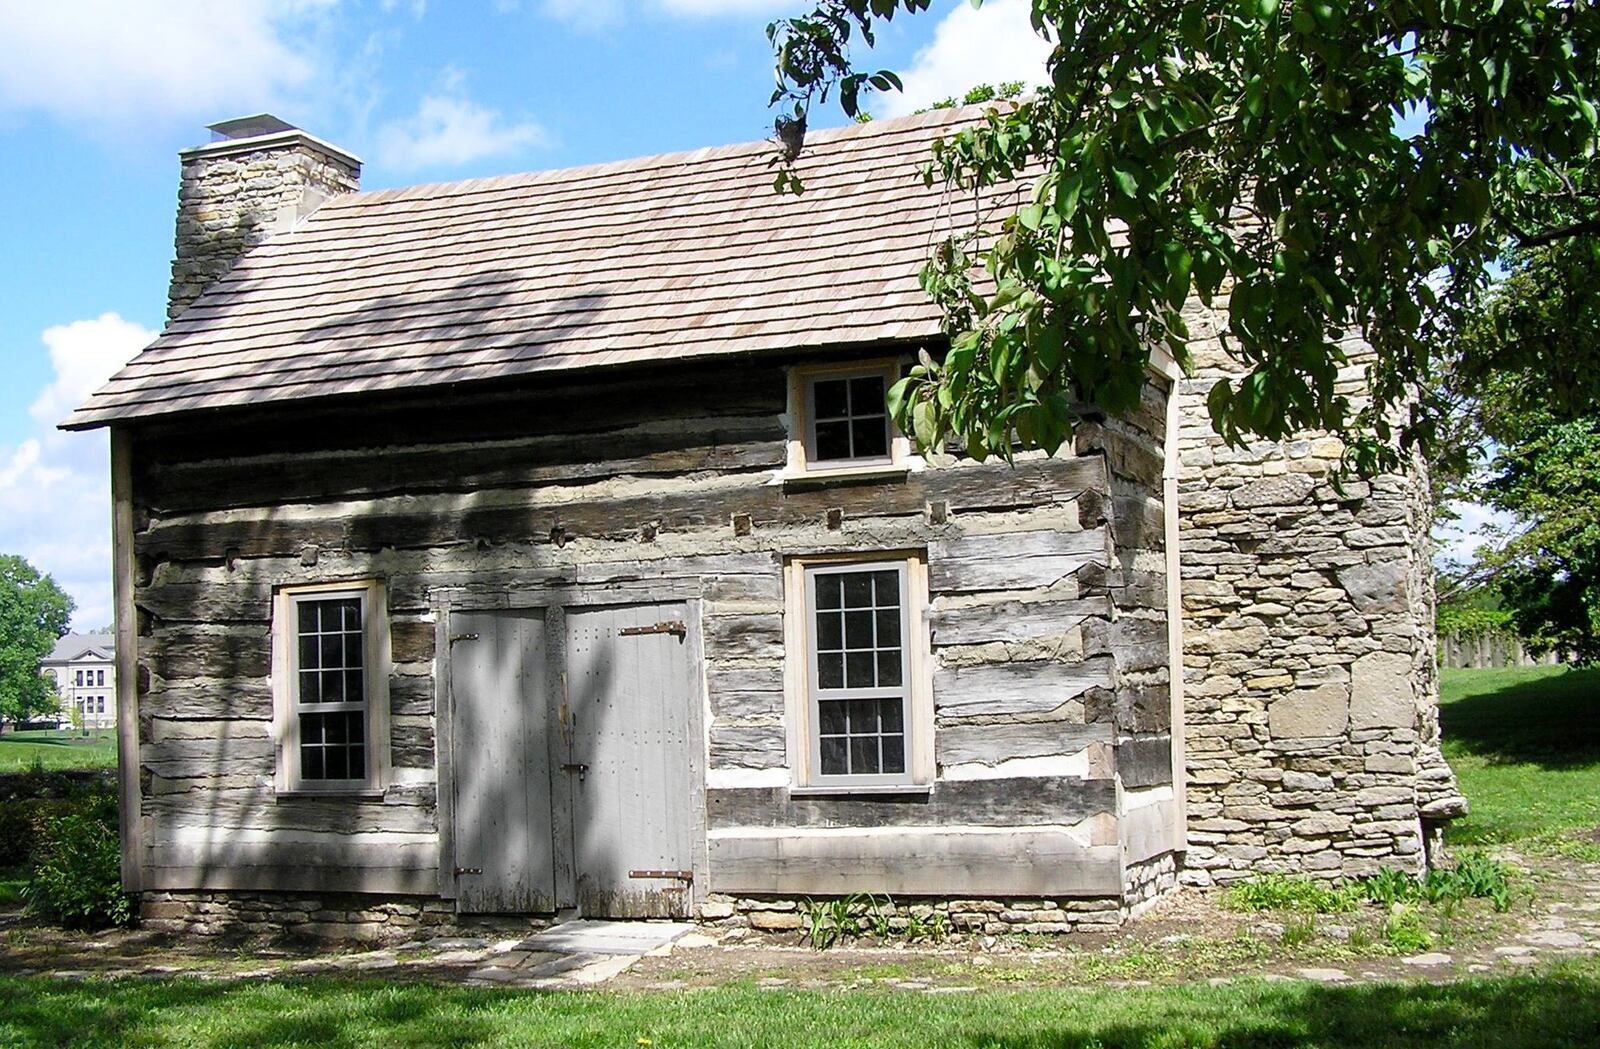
[207,114,298,142]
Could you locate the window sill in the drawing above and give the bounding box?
[789,783,933,798]
[779,464,911,489]
[274,788,385,801]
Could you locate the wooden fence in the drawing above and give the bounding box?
[1439,632,1564,669]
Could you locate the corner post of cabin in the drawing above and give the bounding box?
[110,425,145,891]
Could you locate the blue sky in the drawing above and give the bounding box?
[0,0,1050,629]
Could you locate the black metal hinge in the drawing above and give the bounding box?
[618,620,687,639]
[628,869,693,882]
[454,866,483,876]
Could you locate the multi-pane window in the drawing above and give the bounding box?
[806,373,890,463]
[806,563,910,782]
[292,595,368,783]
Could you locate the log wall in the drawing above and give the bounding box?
[124,355,1174,903]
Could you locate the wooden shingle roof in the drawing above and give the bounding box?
[68,105,1019,429]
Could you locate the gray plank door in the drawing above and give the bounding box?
[564,603,696,918]
[450,609,558,913]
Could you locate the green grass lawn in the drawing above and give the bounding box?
[1439,664,1600,859]
[0,729,117,772]
[1,963,1599,1048]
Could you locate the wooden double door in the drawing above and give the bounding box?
[447,603,697,917]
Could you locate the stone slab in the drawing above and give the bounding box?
[517,919,696,956]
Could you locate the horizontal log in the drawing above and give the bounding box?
[149,837,437,872]
[934,656,1116,718]
[143,863,439,895]
[927,596,1111,647]
[1115,683,1172,734]
[929,527,1110,593]
[704,612,783,661]
[1111,493,1167,553]
[390,674,434,716]
[1083,616,1170,673]
[935,721,1113,767]
[144,627,270,681]
[707,775,1116,831]
[142,680,272,720]
[1116,735,1174,789]
[707,828,1122,896]
[142,736,276,778]
[137,455,1106,564]
[393,723,436,769]
[706,665,784,721]
[391,620,436,663]
[146,791,436,836]
[1122,798,1180,865]
[708,725,787,770]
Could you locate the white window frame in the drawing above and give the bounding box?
[784,359,915,478]
[272,579,391,795]
[783,552,934,790]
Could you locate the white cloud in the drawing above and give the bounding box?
[1434,500,1517,571]
[0,2,336,130]
[876,0,1053,119]
[0,314,153,632]
[375,89,549,172]
[538,0,623,30]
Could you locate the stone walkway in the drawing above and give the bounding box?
[2,853,1596,992]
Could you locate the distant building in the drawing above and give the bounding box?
[40,633,116,730]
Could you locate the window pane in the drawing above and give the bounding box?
[817,610,842,651]
[877,651,902,687]
[848,375,884,414]
[349,747,367,780]
[344,633,364,669]
[875,609,900,648]
[820,737,848,776]
[872,571,899,606]
[847,699,881,734]
[298,603,317,633]
[814,420,852,460]
[844,610,874,649]
[819,700,848,735]
[813,378,849,419]
[817,652,844,689]
[299,670,319,703]
[301,743,325,780]
[881,736,906,774]
[815,573,842,610]
[845,651,875,688]
[320,634,342,667]
[324,746,349,781]
[879,701,904,733]
[321,670,346,703]
[849,736,881,775]
[346,670,365,703]
[850,416,888,458]
[842,573,873,608]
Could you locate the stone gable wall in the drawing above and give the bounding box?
[1175,315,1465,885]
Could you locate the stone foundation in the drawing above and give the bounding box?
[700,853,1181,936]
[138,891,549,945]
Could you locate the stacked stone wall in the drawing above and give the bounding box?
[1176,319,1465,886]
[139,890,546,944]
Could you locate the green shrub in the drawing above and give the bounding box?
[0,797,73,868]
[1223,875,1361,914]
[1382,905,1433,953]
[22,793,133,930]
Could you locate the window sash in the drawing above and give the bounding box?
[802,368,895,467]
[804,561,912,785]
[286,589,372,788]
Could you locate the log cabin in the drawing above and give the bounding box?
[67,108,1465,940]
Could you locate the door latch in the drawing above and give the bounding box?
[454,866,483,876]
[561,762,590,779]
[618,620,687,639]
[449,632,480,645]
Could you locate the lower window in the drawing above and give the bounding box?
[794,557,927,787]
[273,581,389,792]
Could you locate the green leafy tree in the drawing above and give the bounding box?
[767,0,1599,468]
[0,554,75,728]
[1433,241,1600,662]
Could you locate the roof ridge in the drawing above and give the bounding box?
[344,103,990,205]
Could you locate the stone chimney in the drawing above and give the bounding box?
[168,114,361,321]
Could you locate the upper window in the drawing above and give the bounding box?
[96,670,105,686]
[75,670,84,686]
[786,361,912,477]
[787,554,932,789]
[273,581,390,793]
[809,373,890,463]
